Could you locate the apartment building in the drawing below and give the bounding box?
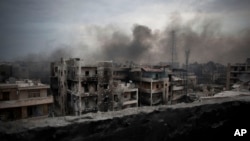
[112,81,138,110]
[0,80,53,121]
[51,58,138,115]
[226,58,250,90]
[130,66,170,106]
[51,58,99,115]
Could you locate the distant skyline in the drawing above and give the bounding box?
[0,0,250,64]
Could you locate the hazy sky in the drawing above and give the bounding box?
[0,0,250,64]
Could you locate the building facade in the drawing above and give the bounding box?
[51,58,138,116]
[226,58,250,90]
[130,67,170,106]
[0,80,53,121]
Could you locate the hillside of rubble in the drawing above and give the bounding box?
[1,96,250,141]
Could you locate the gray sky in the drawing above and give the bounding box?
[0,0,250,64]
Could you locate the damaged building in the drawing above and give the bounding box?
[130,66,170,106]
[226,58,250,90]
[0,79,53,121]
[50,58,138,116]
[51,58,195,116]
[112,81,138,110]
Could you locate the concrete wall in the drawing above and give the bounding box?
[19,90,28,99]
[40,89,47,97]
[81,67,97,77]
[9,89,18,100]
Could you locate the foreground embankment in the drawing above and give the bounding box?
[1,96,250,141]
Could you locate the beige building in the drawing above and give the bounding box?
[51,58,140,116]
[0,80,53,121]
[226,58,250,90]
[112,81,138,110]
[130,67,170,106]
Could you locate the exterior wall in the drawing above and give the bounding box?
[22,106,27,118]
[226,59,250,90]
[40,89,47,97]
[19,90,28,99]
[9,89,18,100]
[0,81,52,121]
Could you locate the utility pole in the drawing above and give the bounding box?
[171,30,175,69]
[78,60,81,116]
[185,48,190,95]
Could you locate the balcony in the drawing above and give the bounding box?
[140,77,168,82]
[173,85,184,91]
[122,100,137,106]
[140,88,163,93]
[0,96,53,109]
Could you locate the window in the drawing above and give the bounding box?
[55,67,58,72]
[28,90,40,98]
[85,71,89,76]
[83,84,89,92]
[114,95,118,102]
[156,84,159,89]
[104,84,108,89]
[104,70,108,75]
[0,92,10,101]
[124,93,128,98]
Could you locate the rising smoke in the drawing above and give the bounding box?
[12,13,250,65]
[6,13,250,83]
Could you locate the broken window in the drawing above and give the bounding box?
[0,92,10,101]
[95,84,98,91]
[83,84,89,92]
[103,84,108,89]
[55,67,58,72]
[114,95,118,102]
[104,70,108,75]
[124,93,128,99]
[156,73,159,79]
[85,71,89,76]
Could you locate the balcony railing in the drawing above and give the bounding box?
[0,96,53,109]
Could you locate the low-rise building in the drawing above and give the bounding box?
[112,81,138,110]
[226,58,250,90]
[0,80,53,121]
[130,66,170,106]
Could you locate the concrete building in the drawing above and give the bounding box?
[51,58,138,116]
[51,58,99,115]
[130,66,170,106]
[226,58,250,90]
[0,80,53,121]
[112,81,138,110]
[170,69,186,104]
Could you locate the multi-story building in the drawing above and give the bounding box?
[51,58,99,115]
[51,58,138,115]
[226,58,250,90]
[168,68,185,104]
[0,80,53,121]
[112,81,138,110]
[130,66,170,106]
